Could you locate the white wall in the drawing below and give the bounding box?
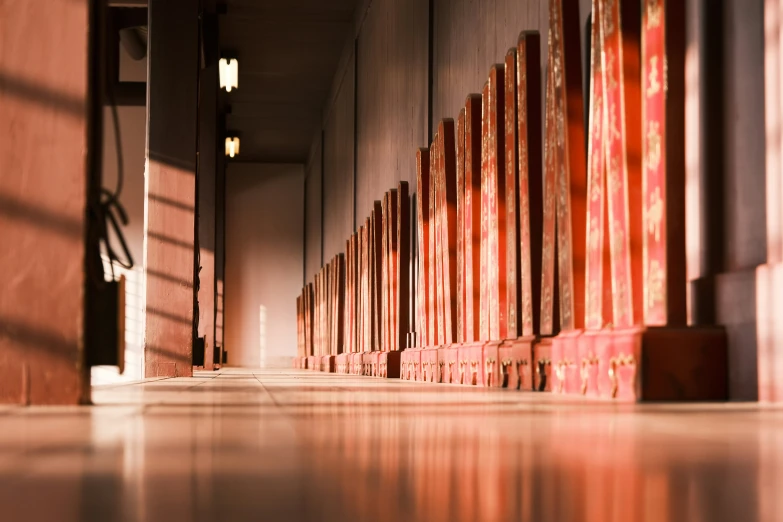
[92,105,147,385]
[225,164,304,368]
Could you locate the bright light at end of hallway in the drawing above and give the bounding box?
[259,305,267,368]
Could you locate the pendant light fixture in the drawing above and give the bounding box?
[225,137,240,158]
[219,57,238,92]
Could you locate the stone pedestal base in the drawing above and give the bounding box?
[336,353,350,374]
[350,353,364,375]
[552,330,583,394]
[551,327,727,401]
[439,345,460,384]
[420,348,440,383]
[534,338,553,392]
[319,355,335,373]
[401,349,422,381]
[379,351,402,378]
[458,342,485,386]
[495,336,537,390]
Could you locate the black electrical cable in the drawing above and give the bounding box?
[97,87,135,282]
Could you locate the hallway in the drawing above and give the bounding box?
[0,369,780,521]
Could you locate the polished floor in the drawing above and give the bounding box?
[1,369,782,521]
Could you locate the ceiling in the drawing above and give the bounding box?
[219,0,359,164]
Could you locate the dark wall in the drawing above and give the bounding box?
[431,1,546,135]
[315,0,592,254]
[355,0,429,218]
[713,0,766,400]
[305,136,323,282]
[323,51,356,261]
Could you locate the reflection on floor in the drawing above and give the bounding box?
[0,368,781,521]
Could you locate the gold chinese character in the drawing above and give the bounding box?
[646,0,662,29]
[647,186,664,242]
[608,157,621,195]
[647,56,661,97]
[603,0,616,37]
[611,220,626,260]
[647,259,665,309]
[588,216,600,252]
[646,121,662,171]
[605,50,619,91]
[609,103,621,141]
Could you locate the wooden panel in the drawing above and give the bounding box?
[641,0,686,326]
[464,96,482,343]
[0,0,91,404]
[305,136,323,281]
[584,3,613,331]
[396,182,411,350]
[323,52,356,261]
[436,121,459,344]
[480,82,491,342]
[487,65,507,342]
[505,49,521,339]
[355,0,429,217]
[517,32,544,336]
[371,201,383,350]
[344,233,359,353]
[541,55,560,336]
[550,0,587,332]
[456,110,467,343]
[429,135,441,346]
[600,0,642,328]
[144,0,199,378]
[415,150,431,346]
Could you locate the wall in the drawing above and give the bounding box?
[305,137,323,282]
[355,0,429,218]
[711,0,766,400]
[225,164,304,368]
[0,0,92,404]
[311,0,592,268]
[92,106,148,385]
[323,51,356,261]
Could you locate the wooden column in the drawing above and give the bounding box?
[0,0,92,404]
[144,0,199,377]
